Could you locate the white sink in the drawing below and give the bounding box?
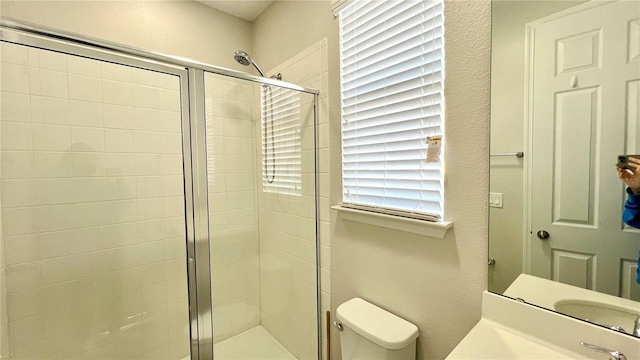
[447,291,640,359]
[504,274,639,310]
[554,299,639,335]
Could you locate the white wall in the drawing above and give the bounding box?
[0,0,252,70]
[489,0,586,293]
[255,1,491,359]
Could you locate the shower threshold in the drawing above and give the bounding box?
[214,325,297,360]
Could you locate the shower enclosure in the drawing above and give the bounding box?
[0,21,319,360]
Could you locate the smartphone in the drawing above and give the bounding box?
[617,155,640,170]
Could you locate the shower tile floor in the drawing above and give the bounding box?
[214,325,297,360]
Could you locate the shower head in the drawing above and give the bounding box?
[233,50,266,77]
[234,50,252,66]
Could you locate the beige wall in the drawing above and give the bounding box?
[255,1,491,359]
[330,1,490,358]
[0,0,252,70]
[489,0,586,293]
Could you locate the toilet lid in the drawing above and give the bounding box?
[336,297,419,350]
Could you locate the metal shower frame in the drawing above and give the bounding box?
[0,18,321,360]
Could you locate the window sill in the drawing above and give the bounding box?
[332,205,453,239]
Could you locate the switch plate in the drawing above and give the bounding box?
[489,192,503,208]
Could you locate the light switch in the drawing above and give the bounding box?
[489,192,503,208]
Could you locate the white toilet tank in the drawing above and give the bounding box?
[336,298,419,360]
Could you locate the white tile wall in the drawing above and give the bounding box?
[205,74,261,343]
[0,41,191,360]
[258,39,329,360]
[0,257,7,359]
[0,51,9,357]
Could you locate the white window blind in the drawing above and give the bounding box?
[339,0,445,220]
[262,85,302,196]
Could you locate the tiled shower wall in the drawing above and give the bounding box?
[0,42,190,359]
[0,116,7,359]
[205,74,261,342]
[259,39,329,360]
[0,57,7,357]
[0,255,7,360]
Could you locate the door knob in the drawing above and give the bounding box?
[536,230,550,240]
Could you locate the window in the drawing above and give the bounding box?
[338,0,445,221]
[262,85,302,195]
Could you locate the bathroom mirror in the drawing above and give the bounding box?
[489,0,640,335]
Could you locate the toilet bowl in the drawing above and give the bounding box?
[336,297,419,360]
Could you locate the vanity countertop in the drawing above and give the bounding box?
[447,317,581,359]
[446,291,640,360]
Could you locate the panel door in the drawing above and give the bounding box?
[530,0,640,298]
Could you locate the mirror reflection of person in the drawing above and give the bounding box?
[617,156,640,227]
[616,156,640,285]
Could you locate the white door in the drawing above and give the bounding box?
[529,0,640,299]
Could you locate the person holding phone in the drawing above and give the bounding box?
[617,156,640,285]
[617,156,640,227]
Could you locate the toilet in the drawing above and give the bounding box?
[336,298,419,360]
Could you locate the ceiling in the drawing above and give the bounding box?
[194,0,274,21]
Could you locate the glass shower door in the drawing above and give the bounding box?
[0,40,192,359]
[204,72,319,360]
